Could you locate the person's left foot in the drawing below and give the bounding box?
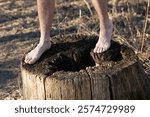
[94,20,113,53]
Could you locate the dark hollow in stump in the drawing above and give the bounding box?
[21,34,150,100]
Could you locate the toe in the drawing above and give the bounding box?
[100,48,103,53]
[24,55,29,63]
[28,56,39,64]
[96,48,100,53]
[102,47,107,53]
[25,53,32,63]
[24,54,28,61]
[95,47,99,53]
[102,45,110,52]
[28,60,32,64]
[24,54,32,64]
[28,59,34,64]
[26,57,32,64]
[93,47,98,53]
[99,48,104,53]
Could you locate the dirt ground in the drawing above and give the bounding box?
[0,0,150,100]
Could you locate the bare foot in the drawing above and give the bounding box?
[93,20,113,53]
[24,41,51,64]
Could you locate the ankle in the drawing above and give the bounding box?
[39,37,51,45]
[100,19,113,30]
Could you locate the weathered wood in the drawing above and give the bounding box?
[21,34,150,100]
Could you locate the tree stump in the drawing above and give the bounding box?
[21,34,150,100]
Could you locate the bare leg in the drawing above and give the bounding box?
[91,0,113,53]
[25,0,55,64]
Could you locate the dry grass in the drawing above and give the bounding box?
[141,0,149,51]
[76,0,150,53]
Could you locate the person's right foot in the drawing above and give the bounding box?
[24,41,51,64]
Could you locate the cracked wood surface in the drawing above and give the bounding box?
[21,34,150,100]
